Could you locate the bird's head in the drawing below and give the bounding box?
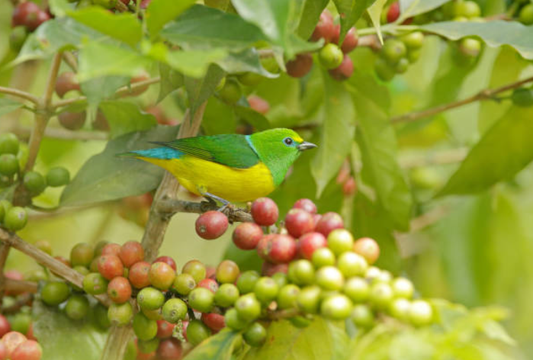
[249,128,317,185]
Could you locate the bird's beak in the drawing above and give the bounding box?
[297,141,317,151]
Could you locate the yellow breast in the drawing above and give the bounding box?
[139,156,276,203]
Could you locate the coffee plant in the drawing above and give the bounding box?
[0,0,531,359]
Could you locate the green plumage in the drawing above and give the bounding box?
[152,134,259,169]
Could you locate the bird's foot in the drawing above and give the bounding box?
[202,192,231,212]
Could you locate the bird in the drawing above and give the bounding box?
[122,128,317,204]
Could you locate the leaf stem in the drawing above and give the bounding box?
[390,75,533,124]
[0,86,39,104]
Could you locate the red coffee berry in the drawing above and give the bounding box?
[119,241,144,268]
[298,232,327,260]
[97,255,124,280]
[292,198,317,214]
[2,332,26,358]
[261,262,289,277]
[153,256,177,271]
[12,2,40,29]
[149,262,176,290]
[101,243,121,256]
[285,209,315,238]
[156,338,183,360]
[201,313,225,333]
[107,276,132,304]
[310,11,335,42]
[156,320,175,339]
[195,211,229,240]
[198,278,219,293]
[129,261,151,289]
[341,27,359,53]
[267,234,297,264]
[233,222,263,250]
[353,237,380,265]
[126,71,150,97]
[387,2,400,23]
[58,112,86,131]
[256,235,274,261]
[286,53,313,79]
[329,55,354,81]
[10,340,42,360]
[0,341,6,360]
[247,95,270,115]
[330,24,341,45]
[315,212,344,237]
[0,316,10,338]
[251,197,279,226]
[342,176,356,195]
[55,72,80,98]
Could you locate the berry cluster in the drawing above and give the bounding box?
[285,10,357,81]
[54,71,150,131]
[10,2,51,52]
[374,32,425,82]
[28,197,434,359]
[0,133,70,232]
[0,328,42,360]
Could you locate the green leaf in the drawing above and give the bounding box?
[478,48,528,133]
[157,63,184,102]
[15,18,100,63]
[333,0,375,43]
[399,0,451,19]
[216,48,277,78]
[60,125,178,206]
[244,318,349,360]
[68,7,142,47]
[234,105,270,131]
[438,106,533,196]
[367,0,388,44]
[161,5,266,51]
[185,64,226,117]
[420,21,533,60]
[351,192,402,273]
[349,72,412,231]
[146,0,196,38]
[203,97,236,135]
[232,0,313,58]
[32,300,106,360]
[184,329,238,360]
[311,72,355,197]
[78,41,153,82]
[80,76,130,106]
[99,101,157,138]
[297,0,329,40]
[0,98,23,117]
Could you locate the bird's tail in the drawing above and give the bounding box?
[116,148,181,160]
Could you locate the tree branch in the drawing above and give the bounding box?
[51,77,161,110]
[14,126,108,142]
[0,86,39,104]
[157,199,253,223]
[0,244,11,306]
[399,147,468,169]
[390,75,533,124]
[141,103,207,262]
[0,229,110,306]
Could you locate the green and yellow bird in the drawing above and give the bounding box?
[125,128,317,203]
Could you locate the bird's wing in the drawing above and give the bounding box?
[151,134,260,169]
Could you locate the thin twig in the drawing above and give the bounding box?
[14,126,108,141]
[52,77,161,109]
[43,52,63,109]
[391,75,533,124]
[5,279,38,294]
[3,293,34,314]
[399,148,468,169]
[0,229,111,306]
[0,86,39,104]
[157,199,253,223]
[0,244,11,306]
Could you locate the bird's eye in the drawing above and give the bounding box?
[283,137,294,146]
